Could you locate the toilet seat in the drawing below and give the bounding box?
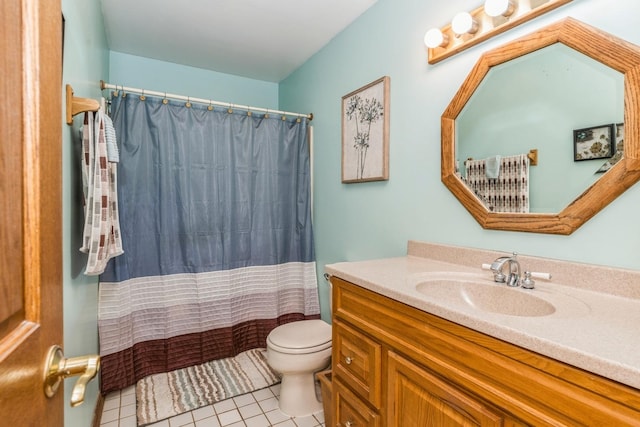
[267,319,332,354]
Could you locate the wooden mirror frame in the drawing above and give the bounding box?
[442,17,640,235]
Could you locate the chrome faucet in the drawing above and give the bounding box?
[490,252,521,287]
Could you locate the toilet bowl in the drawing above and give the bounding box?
[266,319,332,417]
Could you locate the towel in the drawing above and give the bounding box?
[485,155,501,179]
[104,114,119,162]
[80,110,124,275]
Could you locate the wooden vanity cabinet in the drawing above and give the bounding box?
[330,276,640,427]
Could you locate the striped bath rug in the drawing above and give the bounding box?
[136,348,280,426]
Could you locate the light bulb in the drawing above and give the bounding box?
[451,12,479,35]
[484,0,515,17]
[424,28,449,48]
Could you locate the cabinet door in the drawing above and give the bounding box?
[334,379,380,427]
[387,351,505,427]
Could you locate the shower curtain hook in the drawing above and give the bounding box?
[208,100,213,111]
[247,106,252,117]
[162,92,168,105]
[140,89,146,101]
[265,108,270,119]
[186,96,192,108]
[228,103,233,114]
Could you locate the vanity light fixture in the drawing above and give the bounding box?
[451,12,479,36]
[424,28,449,49]
[424,0,573,64]
[484,0,515,18]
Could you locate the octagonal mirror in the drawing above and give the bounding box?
[442,18,640,234]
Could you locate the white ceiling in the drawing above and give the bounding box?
[101,0,378,83]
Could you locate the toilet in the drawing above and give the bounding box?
[266,318,332,417]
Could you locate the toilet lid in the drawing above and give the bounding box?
[267,319,332,354]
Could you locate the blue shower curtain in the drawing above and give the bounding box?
[97,93,320,393]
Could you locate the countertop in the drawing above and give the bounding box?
[325,241,640,390]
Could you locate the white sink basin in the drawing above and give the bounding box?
[410,272,588,318]
[416,278,555,317]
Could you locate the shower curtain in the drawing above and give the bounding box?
[98,93,320,393]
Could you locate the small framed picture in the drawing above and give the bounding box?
[573,124,614,161]
[341,76,390,183]
[596,122,624,173]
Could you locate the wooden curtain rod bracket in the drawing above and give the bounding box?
[66,84,100,125]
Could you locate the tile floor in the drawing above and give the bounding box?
[100,383,326,427]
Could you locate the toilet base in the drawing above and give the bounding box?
[278,371,323,417]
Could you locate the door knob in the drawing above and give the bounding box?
[43,345,100,407]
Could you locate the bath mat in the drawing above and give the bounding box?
[136,348,280,426]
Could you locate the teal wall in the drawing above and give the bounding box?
[279,0,640,321]
[109,52,279,109]
[61,0,109,425]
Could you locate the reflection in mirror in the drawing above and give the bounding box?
[456,43,624,213]
[441,18,640,234]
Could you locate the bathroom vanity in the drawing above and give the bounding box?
[326,241,640,426]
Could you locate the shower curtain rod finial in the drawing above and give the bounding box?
[309,113,313,121]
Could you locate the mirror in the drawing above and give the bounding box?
[457,43,624,213]
[442,18,640,234]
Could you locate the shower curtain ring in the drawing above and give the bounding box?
[140,89,146,101]
[208,100,213,111]
[247,107,252,117]
[265,108,270,119]
[186,96,192,108]
[228,104,233,114]
[162,92,168,105]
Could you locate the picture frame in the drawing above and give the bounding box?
[573,124,614,161]
[596,122,624,173]
[341,76,390,183]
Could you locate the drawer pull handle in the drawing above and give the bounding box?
[345,356,353,365]
[344,421,353,427]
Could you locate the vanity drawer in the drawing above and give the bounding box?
[333,319,382,408]
[333,378,380,427]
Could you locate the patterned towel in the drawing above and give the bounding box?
[80,110,123,275]
[136,348,280,426]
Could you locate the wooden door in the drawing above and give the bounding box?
[387,351,506,427]
[0,0,64,426]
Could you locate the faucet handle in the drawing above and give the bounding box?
[521,271,535,289]
[482,263,506,282]
[529,271,552,280]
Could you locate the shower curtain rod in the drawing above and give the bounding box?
[100,80,313,120]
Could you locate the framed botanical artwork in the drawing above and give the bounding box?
[342,76,390,183]
[573,124,614,161]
